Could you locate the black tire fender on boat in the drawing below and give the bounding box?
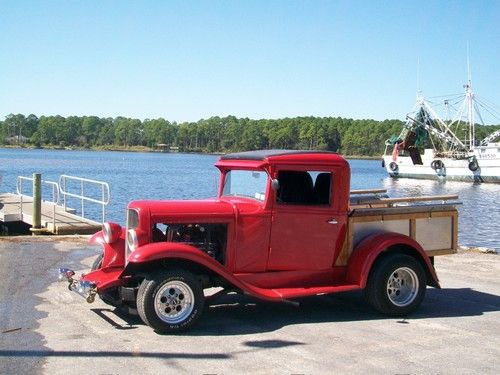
[431,160,444,170]
[468,159,479,171]
[389,162,398,171]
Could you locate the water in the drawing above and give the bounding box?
[1,149,498,251]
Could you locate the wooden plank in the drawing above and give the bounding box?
[410,218,416,239]
[335,217,354,266]
[426,248,457,256]
[452,211,459,251]
[350,204,458,218]
[352,194,459,206]
[350,188,387,195]
[351,209,457,223]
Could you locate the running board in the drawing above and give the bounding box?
[241,283,361,301]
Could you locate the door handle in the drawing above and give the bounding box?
[328,219,338,225]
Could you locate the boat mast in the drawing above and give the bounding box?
[466,45,475,150]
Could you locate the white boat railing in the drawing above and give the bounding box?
[16,176,60,229]
[59,175,110,223]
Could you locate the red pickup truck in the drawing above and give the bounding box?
[59,150,458,333]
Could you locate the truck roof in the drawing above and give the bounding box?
[216,150,349,171]
[220,149,340,161]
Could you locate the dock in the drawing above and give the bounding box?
[0,193,101,234]
[0,174,109,235]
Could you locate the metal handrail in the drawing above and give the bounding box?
[16,176,60,203]
[59,175,110,223]
[16,176,60,228]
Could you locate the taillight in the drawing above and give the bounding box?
[103,222,122,244]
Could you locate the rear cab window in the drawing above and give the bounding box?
[276,170,332,206]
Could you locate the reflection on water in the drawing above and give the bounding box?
[0,149,498,251]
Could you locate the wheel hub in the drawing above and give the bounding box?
[155,281,194,324]
[386,267,419,307]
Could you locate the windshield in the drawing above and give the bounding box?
[222,170,268,201]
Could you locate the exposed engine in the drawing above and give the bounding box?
[153,223,227,264]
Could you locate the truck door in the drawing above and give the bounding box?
[267,169,347,271]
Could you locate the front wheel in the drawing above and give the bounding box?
[365,254,426,316]
[137,269,204,333]
[91,252,104,271]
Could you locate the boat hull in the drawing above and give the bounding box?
[383,147,500,183]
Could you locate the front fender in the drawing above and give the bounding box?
[346,232,440,288]
[127,242,224,269]
[89,230,126,268]
[125,242,287,301]
[89,230,105,245]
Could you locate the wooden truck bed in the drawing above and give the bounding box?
[335,190,459,266]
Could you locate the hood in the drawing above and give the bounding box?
[128,199,236,222]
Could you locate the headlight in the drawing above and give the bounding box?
[103,222,122,244]
[127,229,139,252]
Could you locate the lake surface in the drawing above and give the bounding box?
[1,148,498,251]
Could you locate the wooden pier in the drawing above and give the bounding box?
[0,193,102,235]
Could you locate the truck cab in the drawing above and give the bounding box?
[59,150,458,333]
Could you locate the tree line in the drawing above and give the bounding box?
[1,113,498,156]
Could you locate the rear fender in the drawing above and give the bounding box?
[346,232,440,288]
[89,230,126,268]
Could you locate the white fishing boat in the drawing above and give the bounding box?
[382,80,500,183]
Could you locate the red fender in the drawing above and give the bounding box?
[346,232,440,288]
[126,242,288,301]
[89,230,126,268]
[89,230,105,245]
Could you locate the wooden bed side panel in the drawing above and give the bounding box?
[343,208,458,260]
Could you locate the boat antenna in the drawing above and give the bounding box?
[415,57,425,108]
[465,43,475,149]
[417,56,421,94]
[467,42,472,84]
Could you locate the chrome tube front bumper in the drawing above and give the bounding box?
[58,268,97,303]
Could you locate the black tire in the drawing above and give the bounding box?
[91,252,104,271]
[137,269,204,333]
[365,254,426,316]
[431,160,444,171]
[389,162,398,172]
[90,252,119,307]
[468,160,479,171]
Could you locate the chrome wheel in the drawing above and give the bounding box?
[386,266,419,307]
[154,281,195,324]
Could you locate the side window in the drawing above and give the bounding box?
[277,170,332,205]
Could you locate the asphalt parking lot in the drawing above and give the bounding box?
[1,236,499,374]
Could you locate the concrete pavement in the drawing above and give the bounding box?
[0,237,499,374]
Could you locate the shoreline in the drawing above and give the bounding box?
[0,144,381,160]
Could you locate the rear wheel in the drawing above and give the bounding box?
[365,254,426,316]
[137,269,204,333]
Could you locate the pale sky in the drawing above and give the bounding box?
[1,0,499,123]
